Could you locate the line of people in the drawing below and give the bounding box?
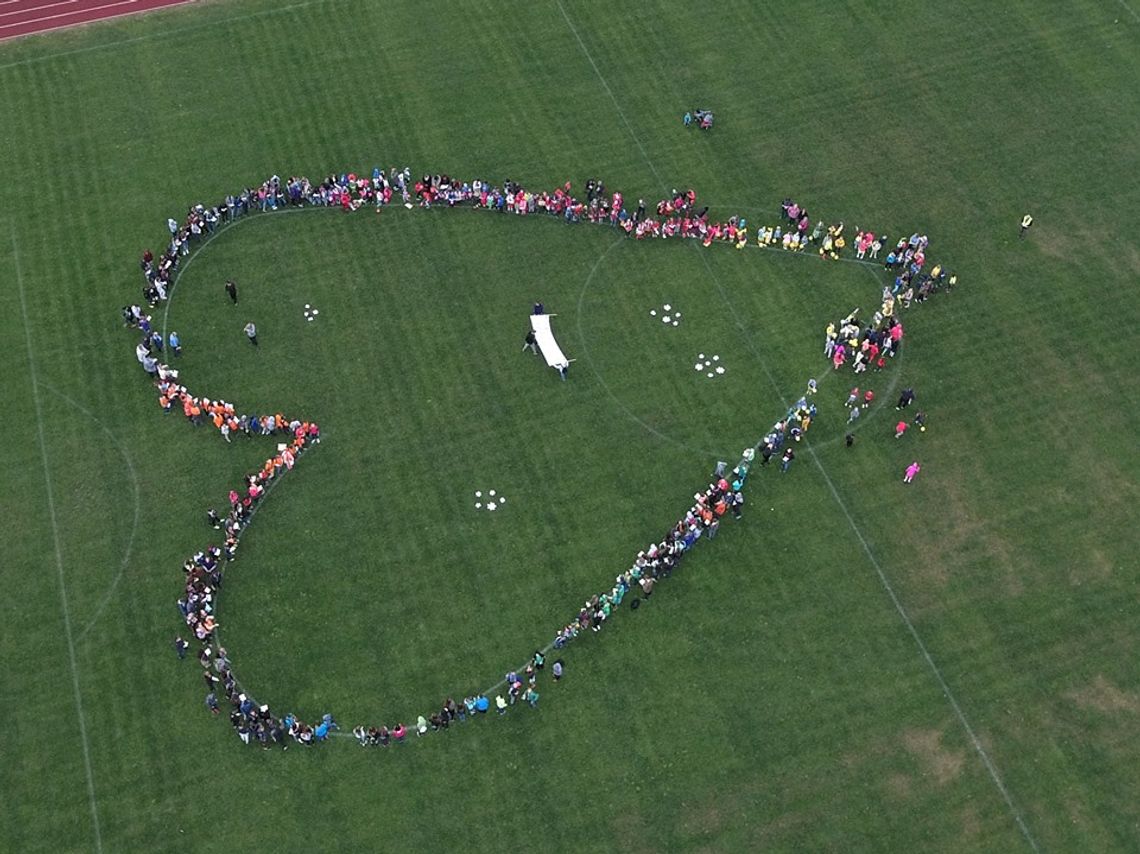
[129,167,950,749]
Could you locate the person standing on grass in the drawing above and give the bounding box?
[707,516,719,539]
[781,447,795,473]
[847,405,861,425]
[552,660,564,682]
[904,461,921,483]
[244,322,258,346]
[523,329,538,354]
[524,686,539,709]
[496,695,508,715]
[897,387,915,410]
[206,692,219,715]
[225,280,238,304]
[1019,213,1033,238]
[173,636,189,659]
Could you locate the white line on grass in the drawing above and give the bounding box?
[1116,0,1140,22]
[555,4,1040,849]
[13,232,104,854]
[805,448,1041,850]
[37,382,143,644]
[555,0,667,192]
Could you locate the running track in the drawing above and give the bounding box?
[0,0,194,41]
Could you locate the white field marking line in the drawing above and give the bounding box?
[1117,0,1140,22]
[13,231,104,854]
[38,382,143,644]
[0,0,80,21]
[806,451,1042,851]
[555,0,667,192]
[556,6,1039,847]
[0,0,324,58]
[705,234,1040,854]
[0,0,148,33]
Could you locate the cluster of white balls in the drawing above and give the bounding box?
[649,303,681,327]
[693,353,726,379]
[474,489,506,512]
[303,303,320,322]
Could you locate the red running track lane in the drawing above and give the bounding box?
[0,0,197,42]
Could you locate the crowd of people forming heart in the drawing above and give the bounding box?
[123,168,954,748]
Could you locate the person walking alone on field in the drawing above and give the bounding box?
[244,322,258,346]
[1019,213,1033,238]
[225,280,238,304]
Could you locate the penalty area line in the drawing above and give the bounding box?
[13,230,104,854]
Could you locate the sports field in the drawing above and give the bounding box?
[3,1,1138,851]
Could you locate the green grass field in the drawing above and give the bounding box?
[3,1,1139,851]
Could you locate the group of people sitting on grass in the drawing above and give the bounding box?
[125,167,952,346]
[550,469,747,648]
[125,165,953,749]
[176,406,323,747]
[683,109,715,129]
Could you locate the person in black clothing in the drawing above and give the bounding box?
[523,329,537,355]
[897,387,915,410]
[225,280,238,304]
